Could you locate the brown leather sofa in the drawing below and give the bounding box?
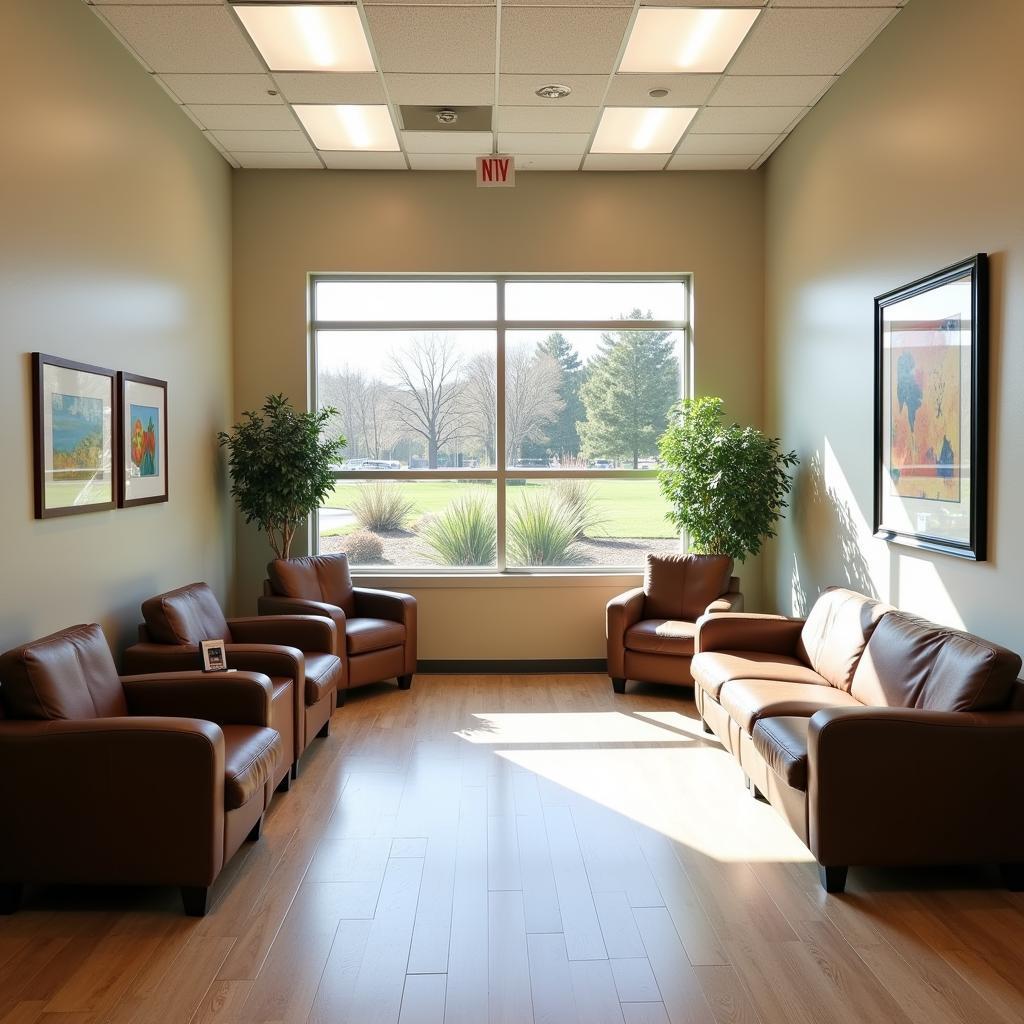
[258,554,416,698]
[692,587,1024,893]
[0,624,281,917]
[123,582,340,782]
[606,553,743,694]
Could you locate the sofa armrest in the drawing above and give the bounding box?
[0,717,225,887]
[695,613,803,655]
[121,671,273,726]
[229,615,336,654]
[807,706,1024,866]
[353,589,416,675]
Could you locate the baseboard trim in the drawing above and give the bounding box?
[418,659,608,675]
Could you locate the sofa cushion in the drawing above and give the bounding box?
[850,611,1023,712]
[720,679,861,735]
[346,618,406,656]
[221,725,281,810]
[268,554,356,617]
[692,651,828,702]
[305,653,341,706]
[142,583,232,646]
[752,716,810,791]
[625,619,697,657]
[796,587,890,691]
[0,623,127,721]
[643,554,733,622]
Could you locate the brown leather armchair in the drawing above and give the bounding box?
[0,624,281,917]
[123,582,340,782]
[606,553,742,694]
[258,554,416,699]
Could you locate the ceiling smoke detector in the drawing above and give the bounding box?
[648,88,669,98]
[535,83,572,100]
[435,108,458,125]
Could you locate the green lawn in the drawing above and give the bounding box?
[323,478,675,538]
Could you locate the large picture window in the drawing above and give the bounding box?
[312,276,690,572]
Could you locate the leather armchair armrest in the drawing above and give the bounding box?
[121,671,273,726]
[353,589,417,675]
[695,613,803,655]
[229,615,336,654]
[123,642,203,674]
[123,641,305,693]
[705,592,745,614]
[606,588,645,679]
[257,597,346,656]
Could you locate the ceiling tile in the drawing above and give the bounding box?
[365,8,496,73]
[402,131,493,154]
[93,0,218,4]
[232,152,323,169]
[640,0,767,5]
[497,106,598,133]
[497,132,591,155]
[728,8,895,75]
[606,74,719,107]
[500,9,631,74]
[186,105,300,131]
[772,0,903,6]
[499,75,607,107]
[97,7,264,73]
[366,0,493,5]
[409,154,478,170]
[666,154,756,170]
[709,75,833,107]
[159,74,281,105]
[691,106,802,134]
[274,73,385,105]
[516,155,582,170]
[210,129,314,153]
[584,155,667,171]
[676,132,778,155]
[506,0,630,6]
[321,152,409,169]
[386,74,494,106]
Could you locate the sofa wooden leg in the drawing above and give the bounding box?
[0,883,22,915]
[290,761,299,781]
[336,690,346,709]
[701,718,713,734]
[181,886,209,917]
[819,865,848,894]
[398,674,413,690]
[612,678,626,694]
[1000,863,1024,891]
[317,719,330,738]
[247,816,263,843]
[276,772,291,794]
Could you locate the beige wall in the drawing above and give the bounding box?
[764,0,1024,650]
[0,2,233,657]
[232,170,765,659]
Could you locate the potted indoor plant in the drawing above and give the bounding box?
[657,396,799,561]
[218,393,346,559]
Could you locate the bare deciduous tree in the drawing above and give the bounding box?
[461,350,497,465]
[505,343,563,465]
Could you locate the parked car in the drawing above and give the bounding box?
[590,458,614,469]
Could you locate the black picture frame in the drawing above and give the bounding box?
[118,372,169,508]
[873,253,988,560]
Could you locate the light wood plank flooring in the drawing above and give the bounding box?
[2,674,1024,1024]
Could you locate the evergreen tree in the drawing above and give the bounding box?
[537,331,585,459]
[578,310,679,469]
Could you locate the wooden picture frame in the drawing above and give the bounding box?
[873,253,988,560]
[118,372,168,508]
[32,353,117,519]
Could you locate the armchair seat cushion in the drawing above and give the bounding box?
[304,654,342,706]
[221,725,281,811]
[625,620,697,657]
[720,679,861,735]
[692,652,827,701]
[752,716,810,790]
[346,618,406,656]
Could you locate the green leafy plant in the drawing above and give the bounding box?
[218,393,346,559]
[350,481,414,532]
[420,493,496,566]
[342,529,385,564]
[657,396,799,561]
[508,490,585,566]
[549,478,605,539]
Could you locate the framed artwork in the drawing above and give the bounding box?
[200,639,227,673]
[118,372,168,508]
[32,353,117,519]
[874,253,988,560]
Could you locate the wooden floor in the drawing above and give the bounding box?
[3,674,1024,1024]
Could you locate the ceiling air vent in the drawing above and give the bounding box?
[400,106,492,132]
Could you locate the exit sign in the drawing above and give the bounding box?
[476,155,515,188]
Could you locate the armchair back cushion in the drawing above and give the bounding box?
[0,623,127,720]
[643,554,733,622]
[267,554,356,617]
[796,587,889,691]
[850,611,1023,712]
[142,583,232,646]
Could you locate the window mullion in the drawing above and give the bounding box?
[496,280,507,573]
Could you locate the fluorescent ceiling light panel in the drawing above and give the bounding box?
[233,5,375,72]
[619,8,761,74]
[591,106,697,154]
[294,104,399,151]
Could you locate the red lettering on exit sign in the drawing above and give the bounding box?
[476,155,515,187]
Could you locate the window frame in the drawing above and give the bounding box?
[309,273,692,576]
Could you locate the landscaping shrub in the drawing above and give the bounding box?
[342,529,385,564]
[420,494,496,566]
[508,490,585,566]
[550,478,605,538]
[350,481,414,532]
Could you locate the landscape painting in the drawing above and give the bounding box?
[51,393,104,483]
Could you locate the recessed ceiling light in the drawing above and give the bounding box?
[535,84,573,100]
[591,107,697,154]
[649,89,669,98]
[293,105,399,151]
[619,8,760,74]
[233,4,375,73]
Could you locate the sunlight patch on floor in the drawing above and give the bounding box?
[454,711,700,745]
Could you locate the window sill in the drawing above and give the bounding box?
[351,571,643,590]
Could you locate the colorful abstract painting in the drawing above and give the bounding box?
[889,322,961,502]
[130,403,159,477]
[51,393,104,481]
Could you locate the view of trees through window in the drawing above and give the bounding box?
[313,278,688,570]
